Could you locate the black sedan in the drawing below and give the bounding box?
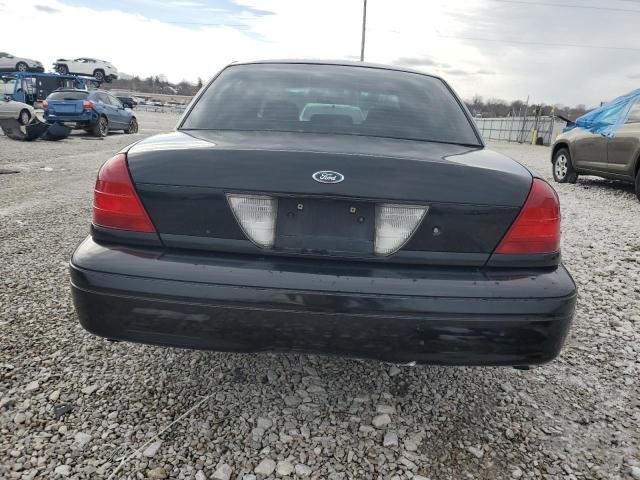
[70,60,577,367]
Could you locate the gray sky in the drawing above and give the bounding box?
[2,0,639,107]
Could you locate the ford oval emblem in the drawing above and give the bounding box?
[312,170,344,184]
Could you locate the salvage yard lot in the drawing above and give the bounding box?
[0,111,639,480]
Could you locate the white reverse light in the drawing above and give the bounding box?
[227,194,277,248]
[374,204,428,256]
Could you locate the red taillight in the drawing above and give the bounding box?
[93,154,156,233]
[495,179,560,255]
[83,100,94,110]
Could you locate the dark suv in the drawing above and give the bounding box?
[115,94,137,109]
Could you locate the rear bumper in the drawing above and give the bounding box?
[70,237,577,366]
[44,111,95,126]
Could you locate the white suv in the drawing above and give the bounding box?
[53,58,118,82]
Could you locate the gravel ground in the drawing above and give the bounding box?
[1,113,639,480]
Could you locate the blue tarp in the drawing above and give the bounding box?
[566,88,640,137]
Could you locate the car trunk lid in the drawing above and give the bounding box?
[45,91,88,115]
[125,130,532,265]
[46,99,85,114]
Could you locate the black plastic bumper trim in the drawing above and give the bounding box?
[91,225,162,248]
[70,237,577,366]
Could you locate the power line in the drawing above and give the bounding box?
[435,33,640,51]
[159,20,252,28]
[372,27,640,52]
[490,0,640,14]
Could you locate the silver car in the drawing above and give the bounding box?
[0,97,35,125]
[0,52,44,73]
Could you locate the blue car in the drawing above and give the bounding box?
[43,89,138,137]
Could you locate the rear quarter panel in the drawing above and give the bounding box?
[92,101,110,122]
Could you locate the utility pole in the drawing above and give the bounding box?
[360,0,367,61]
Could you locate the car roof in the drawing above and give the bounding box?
[53,89,89,93]
[229,59,442,80]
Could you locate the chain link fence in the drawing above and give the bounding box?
[135,104,187,114]
[473,116,566,146]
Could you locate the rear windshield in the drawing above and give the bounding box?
[47,91,88,100]
[181,64,481,146]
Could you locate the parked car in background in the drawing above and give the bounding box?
[53,58,118,83]
[70,60,577,367]
[552,89,640,201]
[109,90,138,109]
[44,89,137,137]
[116,95,138,109]
[0,96,36,125]
[0,52,44,73]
